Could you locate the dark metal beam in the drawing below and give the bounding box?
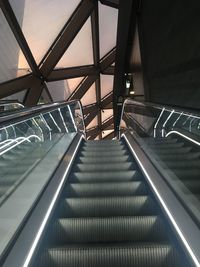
[47,65,97,81]
[0,75,34,98]
[41,0,95,77]
[101,66,115,75]
[101,92,113,108]
[99,0,119,9]
[83,103,99,115]
[84,112,98,127]
[69,75,98,100]
[24,78,44,106]
[113,0,134,131]
[100,48,116,71]
[0,0,41,77]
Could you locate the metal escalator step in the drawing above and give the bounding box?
[85,140,122,145]
[59,196,157,218]
[50,216,168,244]
[39,244,186,267]
[172,169,200,179]
[148,142,184,149]
[182,180,200,193]
[81,150,128,157]
[66,182,147,197]
[70,171,142,183]
[78,155,130,163]
[146,138,178,145]
[163,160,200,169]
[149,147,192,155]
[74,162,136,172]
[82,145,125,151]
[154,152,200,161]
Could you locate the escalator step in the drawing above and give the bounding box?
[82,145,125,151]
[148,142,184,149]
[162,160,200,169]
[80,150,128,157]
[153,152,200,161]
[78,155,130,163]
[149,147,192,155]
[172,169,200,179]
[74,162,136,172]
[50,216,168,244]
[59,196,158,217]
[39,244,186,267]
[66,182,147,197]
[69,171,142,183]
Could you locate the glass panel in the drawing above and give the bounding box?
[0,10,31,83]
[100,74,114,98]
[102,109,113,122]
[55,18,93,68]
[67,77,84,95]
[99,3,118,58]
[9,0,80,64]
[0,100,84,255]
[81,83,96,106]
[120,99,200,225]
[86,116,98,129]
[47,81,72,101]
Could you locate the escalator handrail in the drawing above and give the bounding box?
[0,100,85,134]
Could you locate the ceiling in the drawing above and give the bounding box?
[0,0,119,140]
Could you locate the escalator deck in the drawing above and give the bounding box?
[32,140,191,267]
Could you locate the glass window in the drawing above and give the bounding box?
[87,116,98,129]
[9,0,80,64]
[66,77,84,94]
[0,9,31,84]
[99,3,118,58]
[81,83,96,106]
[100,74,114,98]
[47,81,71,102]
[55,18,93,69]
[101,109,113,122]
[102,129,113,138]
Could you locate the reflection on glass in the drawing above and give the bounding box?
[0,101,84,205]
[121,99,200,224]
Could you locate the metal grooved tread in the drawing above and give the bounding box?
[33,140,191,267]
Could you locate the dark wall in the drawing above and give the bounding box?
[137,0,200,109]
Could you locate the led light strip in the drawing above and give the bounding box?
[166,130,200,146]
[22,135,84,267]
[153,108,165,137]
[68,106,77,132]
[122,134,200,267]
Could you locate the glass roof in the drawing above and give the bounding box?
[102,129,113,138]
[9,0,80,64]
[99,3,118,58]
[55,18,93,69]
[81,82,96,106]
[0,9,31,84]
[100,74,114,98]
[47,81,70,101]
[66,77,84,95]
[87,116,98,129]
[101,109,113,122]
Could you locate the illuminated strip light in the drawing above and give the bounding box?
[162,110,174,137]
[22,135,84,267]
[40,115,52,141]
[32,119,44,142]
[182,115,191,126]
[122,134,200,267]
[172,112,183,128]
[189,118,196,132]
[166,131,200,146]
[0,137,31,151]
[48,113,61,133]
[0,135,41,156]
[58,108,69,133]
[153,108,165,138]
[68,106,77,132]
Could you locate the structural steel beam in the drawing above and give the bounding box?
[24,78,44,106]
[0,75,34,98]
[84,112,98,127]
[83,103,99,115]
[41,0,95,77]
[101,66,115,75]
[101,92,113,108]
[0,0,40,77]
[99,0,119,9]
[69,75,98,100]
[47,65,97,81]
[100,48,116,71]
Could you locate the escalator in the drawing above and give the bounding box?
[30,139,192,267]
